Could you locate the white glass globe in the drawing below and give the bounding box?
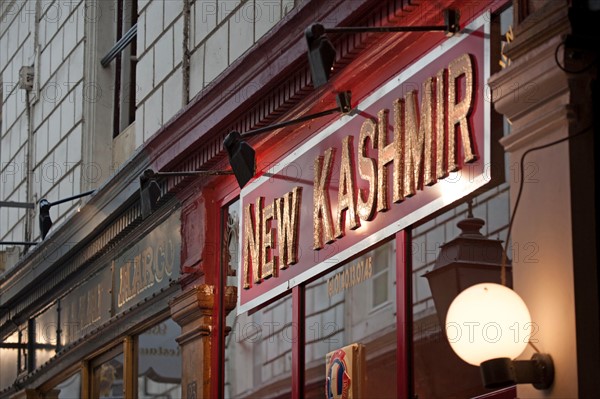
[445,283,532,366]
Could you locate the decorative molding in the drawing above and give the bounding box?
[504,1,570,62]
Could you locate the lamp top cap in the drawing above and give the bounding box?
[224,130,241,144]
[305,23,325,41]
[456,217,486,237]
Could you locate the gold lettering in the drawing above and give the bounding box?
[313,148,335,249]
[262,202,276,279]
[335,136,360,238]
[377,109,401,212]
[436,68,448,179]
[243,198,263,288]
[143,247,154,287]
[276,186,302,269]
[404,77,435,195]
[118,261,131,307]
[448,53,476,171]
[133,254,143,293]
[357,119,378,221]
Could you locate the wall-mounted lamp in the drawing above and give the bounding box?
[39,190,95,239]
[424,207,512,327]
[224,90,352,187]
[305,9,460,87]
[445,283,554,389]
[139,169,234,219]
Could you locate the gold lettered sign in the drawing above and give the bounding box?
[60,267,112,346]
[238,13,491,314]
[114,211,181,314]
[325,344,366,399]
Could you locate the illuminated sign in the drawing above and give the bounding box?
[239,14,490,313]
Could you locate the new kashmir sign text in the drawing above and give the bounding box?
[238,15,490,313]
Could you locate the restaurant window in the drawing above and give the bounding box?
[91,349,124,398]
[34,302,59,368]
[51,372,82,398]
[304,239,397,398]
[0,329,20,391]
[138,319,182,398]
[223,199,294,398]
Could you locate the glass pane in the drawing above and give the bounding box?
[35,303,59,367]
[53,372,82,398]
[0,330,19,391]
[138,319,182,399]
[224,294,293,398]
[304,239,397,398]
[92,353,124,399]
[222,199,292,398]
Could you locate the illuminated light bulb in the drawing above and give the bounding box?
[445,283,531,366]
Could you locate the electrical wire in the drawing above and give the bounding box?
[554,41,598,74]
[500,126,593,286]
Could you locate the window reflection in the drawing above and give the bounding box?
[53,372,81,398]
[0,330,19,391]
[304,239,397,398]
[92,353,124,399]
[138,319,182,399]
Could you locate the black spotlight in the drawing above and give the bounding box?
[39,199,53,240]
[139,169,163,219]
[305,23,336,88]
[224,131,256,189]
[336,91,352,113]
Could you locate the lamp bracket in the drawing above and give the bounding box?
[317,9,459,36]
[239,91,352,139]
[141,169,234,181]
[0,201,35,209]
[480,354,554,390]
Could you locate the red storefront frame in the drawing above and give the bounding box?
[187,2,513,398]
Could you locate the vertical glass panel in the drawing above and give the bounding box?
[92,353,124,399]
[53,372,82,398]
[138,319,182,399]
[225,294,293,398]
[222,199,294,398]
[0,330,19,391]
[304,239,397,398]
[35,303,59,367]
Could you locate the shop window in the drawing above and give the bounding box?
[91,351,125,398]
[137,319,182,398]
[0,330,20,391]
[223,199,294,398]
[371,242,394,309]
[304,239,397,398]
[51,372,82,398]
[224,294,293,398]
[34,302,59,368]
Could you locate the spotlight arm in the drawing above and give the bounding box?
[239,90,352,139]
[0,201,35,209]
[0,241,38,246]
[44,190,96,207]
[240,107,340,139]
[141,169,233,180]
[313,9,459,36]
[322,25,447,34]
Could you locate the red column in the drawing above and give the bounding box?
[396,230,412,398]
